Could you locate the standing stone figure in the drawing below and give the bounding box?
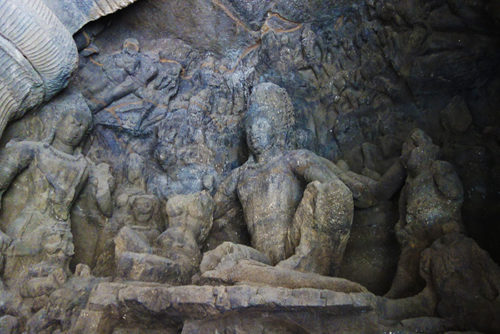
[386,129,464,298]
[0,97,113,292]
[205,83,404,276]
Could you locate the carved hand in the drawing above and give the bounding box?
[93,163,114,217]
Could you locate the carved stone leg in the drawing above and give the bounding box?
[385,244,426,298]
[276,179,354,276]
[378,286,437,321]
[114,226,179,283]
[200,241,271,274]
[116,251,179,283]
[4,220,73,286]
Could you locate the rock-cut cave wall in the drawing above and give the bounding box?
[67,0,500,261]
[0,0,499,333]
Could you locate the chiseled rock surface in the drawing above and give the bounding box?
[42,0,141,34]
[0,0,499,333]
[339,200,399,295]
[72,282,378,333]
[420,233,500,333]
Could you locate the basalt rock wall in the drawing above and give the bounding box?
[66,0,500,261]
[0,1,499,333]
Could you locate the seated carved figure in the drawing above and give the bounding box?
[0,95,113,293]
[156,191,214,282]
[113,192,167,283]
[114,191,214,284]
[93,152,161,277]
[204,83,405,277]
[379,232,500,333]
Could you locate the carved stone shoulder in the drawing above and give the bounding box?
[431,160,464,201]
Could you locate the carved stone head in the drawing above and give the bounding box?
[53,104,92,148]
[401,128,440,174]
[130,194,159,225]
[244,83,295,154]
[122,38,140,55]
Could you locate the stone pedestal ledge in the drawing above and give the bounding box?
[72,282,377,333]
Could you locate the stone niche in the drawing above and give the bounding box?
[0,0,499,333]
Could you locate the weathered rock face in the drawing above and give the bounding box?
[42,0,141,34]
[421,233,500,333]
[0,0,499,333]
[71,282,379,333]
[0,0,78,142]
[0,0,140,144]
[78,0,500,260]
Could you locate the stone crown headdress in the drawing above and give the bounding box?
[245,82,295,150]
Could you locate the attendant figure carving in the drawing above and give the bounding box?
[0,94,113,293]
[386,129,464,298]
[93,152,162,277]
[113,190,214,284]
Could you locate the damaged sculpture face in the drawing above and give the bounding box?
[53,109,92,151]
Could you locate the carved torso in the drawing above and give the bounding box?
[403,166,462,243]
[9,143,89,237]
[237,153,304,264]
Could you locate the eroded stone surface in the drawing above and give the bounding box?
[387,129,464,298]
[0,0,499,333]
[72,282,377,333]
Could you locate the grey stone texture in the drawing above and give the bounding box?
[0,0,139,144]
[0,0,499,333]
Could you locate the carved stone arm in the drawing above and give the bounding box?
[289,149,404,208]
[88,162,115,217]
[288,149,339,184]
[0,141,37,209]
[213,168,241,227]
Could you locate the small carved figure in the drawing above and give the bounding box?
[93,152,163,276]
[85,38,158,113]
[386,129,464,298]
[114,153,163,241]
[114,191,214,284]
[0,96,113,292]
[419,233,500,332]
[379,232,500,333]
[205,83,405,276]
[156,191,214,282]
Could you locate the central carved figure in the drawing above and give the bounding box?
[207,83,403,275]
